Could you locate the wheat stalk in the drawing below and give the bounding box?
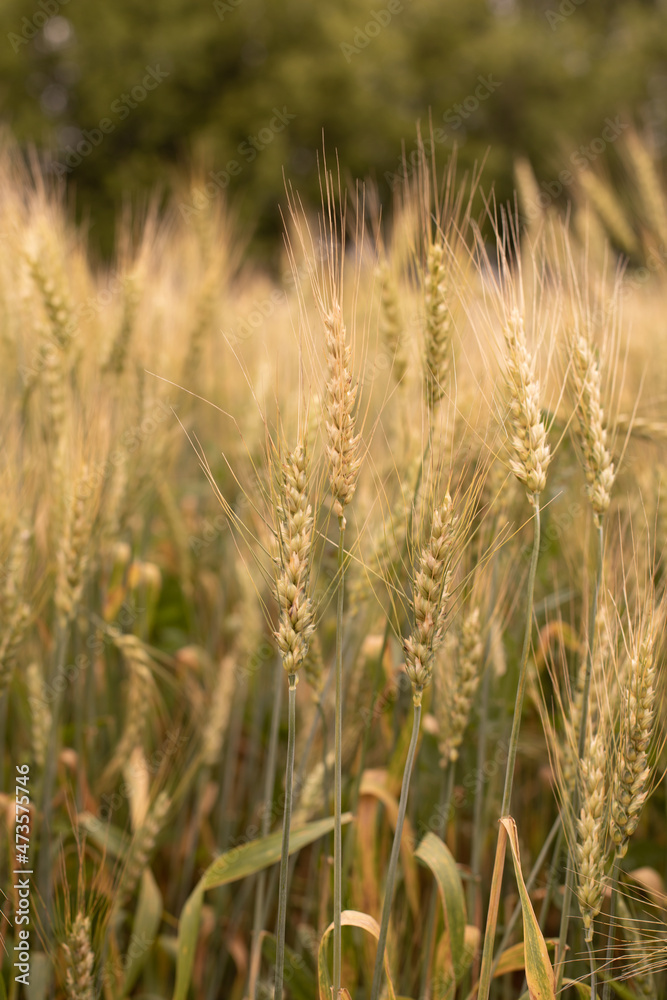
[273,440,315,1000]
[370,493,459,1000]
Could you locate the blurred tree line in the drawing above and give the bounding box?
[0,0,666,259]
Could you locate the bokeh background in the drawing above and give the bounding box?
[1,0,666,258]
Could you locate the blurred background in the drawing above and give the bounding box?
[1,0,666,260]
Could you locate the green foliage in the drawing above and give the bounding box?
[1,0,666,256]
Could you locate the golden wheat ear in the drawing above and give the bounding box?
[62,913,95,1000]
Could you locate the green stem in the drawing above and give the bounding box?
[249,654,284,999]
[556,520,604,990]
[538,824,564,932]
[333,516,346,1000]
[476,497,541,1000]
[343,440,430,880]
[420,763,454,999]
[500,498,541,817]
[369,695,423,1000]
[467,576,495,992]
[317,699,330,814]
[37,624,68,926]
[588,936,598,998]
[601,863,618,1000]
[274,672,297,1000]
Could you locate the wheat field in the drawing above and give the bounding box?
[1,131,667,1000]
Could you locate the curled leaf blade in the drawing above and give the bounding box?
[500,817,555,1000]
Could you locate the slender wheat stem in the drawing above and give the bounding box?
[274,673,297,999]
[476,498,541,1000]
[556,521,604,989]
[371,493,458,1000]
[272,440,315,996]
[323,298,360,998]
[333,516,345,1000]
[369,697,422,1000]
[588,938,598,998]
[602,606,657,1000]
[248,654,283,999]
[343,442,429,874]
[501,498,541,816]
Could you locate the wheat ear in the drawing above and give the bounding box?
[324,301,361,523]
[602,609,659,1000]
[377,258,406,385]
[101,634,155,787]
[478,310,549,1000]
[423,240,452,412]
[116,791,171,908]
[370,494,459,1000]
[504,307,551,499]
[273,441,315,1000]
[62,913,94,1000]
[436,605,484,764]
[610,616,657,858]
[324,298,360,1000]
[570,332,615,520]
[576,730,610,943]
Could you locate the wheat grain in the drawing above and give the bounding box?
[404,494,458,703]
[117,791,170,907]
[101,633,155,786]
[26,662,51,768]
[503,307,551,498]
[62,913,94,1000]
[576,730,610,941]
[610,612,657,858]
[423,241,452,411]
[274,442,315,675]
[324,302,361,522]
[377,258,406,384]
[436,605,484,764]
[201,655,236,767]
[570,332,615,519]
[55,466,96,629]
